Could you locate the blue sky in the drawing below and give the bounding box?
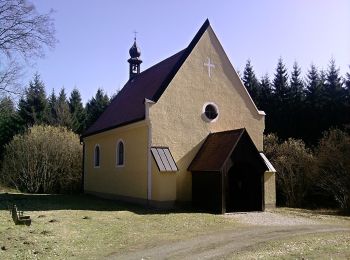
[28,0,350,103]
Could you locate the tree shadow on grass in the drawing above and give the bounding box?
[0,192,196,215]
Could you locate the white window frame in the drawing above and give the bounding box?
[116,139,125,167]
[94,144,100,168]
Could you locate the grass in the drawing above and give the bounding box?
[0,192,240,259]
[274,207,350,225]
[231,231,350,260]
[1,189,350,259]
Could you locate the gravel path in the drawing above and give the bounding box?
[107,225,349,260]
[225,211,318,226]
[107,211,350,260]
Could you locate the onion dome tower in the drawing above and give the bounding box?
[128,36,142,79]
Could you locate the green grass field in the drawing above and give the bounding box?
[0,191,240,259]
[0,188,349,259]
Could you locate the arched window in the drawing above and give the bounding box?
[117,141,124,166]
[94,145,100,167]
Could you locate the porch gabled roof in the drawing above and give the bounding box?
[188,128,267,172]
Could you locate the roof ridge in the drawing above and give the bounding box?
[126,48,186,84]
[151,19,210,101]
[103,49,186,116]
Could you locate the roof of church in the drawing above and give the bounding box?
[82,19,210,137]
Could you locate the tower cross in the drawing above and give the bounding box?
[133,30,138,40]
[204,57,215,78]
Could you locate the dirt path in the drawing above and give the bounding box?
[107,213,350,260]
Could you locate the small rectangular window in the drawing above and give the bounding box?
[151,147,178,172]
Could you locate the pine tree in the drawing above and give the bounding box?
[324,59,345,129]
[305,65,319,103]
[85,88,110,130]
[345,67,350,129]
[46,89,58,125]
[325,59,343,102]
[288,62,305,139]
[270,58,290,139]
[290,62,304,103]
[243,60,260,105]
[18,73,47,126]
[345,67,350,91]
[304,65,327,110]
[69,88,86,134]
[0,97,22,160]
[302,64,326,143]
[273,58,289,103]
[260,74,273,110]
[345,66,350,103]
[259,74,274,133]
[319,69,327,88]
[56,88,72,128]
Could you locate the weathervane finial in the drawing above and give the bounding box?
[133,30,138,41]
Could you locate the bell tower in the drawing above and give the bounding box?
[128,35,142,79]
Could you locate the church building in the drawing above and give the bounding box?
[81,20,276,213]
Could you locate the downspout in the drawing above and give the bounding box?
[145,99,155,203]
[81,140,85,193]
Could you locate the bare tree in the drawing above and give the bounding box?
[0,0,56,97]
[0,60,22,95]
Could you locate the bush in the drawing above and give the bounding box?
[264,134,315,207]
[315,129,350,211]
[1,125,82,193]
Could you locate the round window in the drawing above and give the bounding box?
[205,104,218,120]
[203,103,219,122]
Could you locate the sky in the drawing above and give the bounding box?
[25,0,350,103]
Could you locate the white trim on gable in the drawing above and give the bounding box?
[260,153,276,172]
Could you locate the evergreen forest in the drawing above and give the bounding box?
[242,59,350,145]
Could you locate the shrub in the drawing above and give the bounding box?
[1,125,82,193]
[315,129,350,211]
[264,134,315,207]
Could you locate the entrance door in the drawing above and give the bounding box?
[226,163,263,212]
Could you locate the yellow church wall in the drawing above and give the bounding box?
[83,121,148,200]
[264,171,276,208]
[151,159,177,202]
[149,26,265,202]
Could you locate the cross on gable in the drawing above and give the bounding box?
[204,57,215,78]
